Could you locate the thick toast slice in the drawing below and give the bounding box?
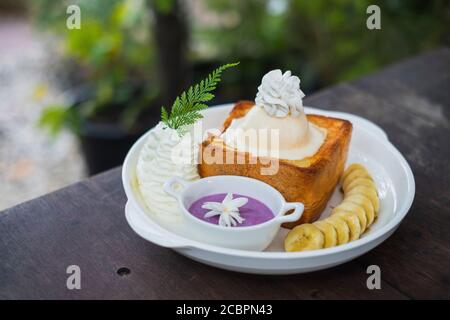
[199,101,352,228]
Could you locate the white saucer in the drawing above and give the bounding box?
[122,104,415,274]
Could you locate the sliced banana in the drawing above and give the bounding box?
[333,202,367,232]
[284,163,380,252]
[284,224,325,252]
[341,163,368,182]
[345,185,379,212]
[342,169,373,191]
[332,211,361,241]
[343,177,377,194]
[325,216,350,245]
[313,220,338,248]
[345,194,375,225]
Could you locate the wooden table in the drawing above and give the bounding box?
[1,48,449,300]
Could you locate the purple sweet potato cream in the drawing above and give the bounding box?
[188,193,274,227]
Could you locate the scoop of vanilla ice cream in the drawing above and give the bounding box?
[224,69,326,160]
[226,106,308,155]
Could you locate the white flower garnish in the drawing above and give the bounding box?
[201,193,248,227]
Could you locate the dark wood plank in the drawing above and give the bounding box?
[1,48,449,299]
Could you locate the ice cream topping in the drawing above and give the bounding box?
[223,69,327,160]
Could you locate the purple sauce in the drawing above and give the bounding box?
[188,193,274,227]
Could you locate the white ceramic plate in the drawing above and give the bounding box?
[122,104,415,274]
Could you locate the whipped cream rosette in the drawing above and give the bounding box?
[255,69,305,117]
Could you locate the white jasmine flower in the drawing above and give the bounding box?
[202,193,248,227]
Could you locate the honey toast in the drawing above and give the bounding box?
[199,101,353,228]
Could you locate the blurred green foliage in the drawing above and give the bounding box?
[197,0,449,92]
[32,0,449,134]
[33,0,158,134]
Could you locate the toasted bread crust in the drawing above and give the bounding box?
[199,101,352,228]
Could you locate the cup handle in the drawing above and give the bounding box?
[275,202,304,224]
[163,177,189,200]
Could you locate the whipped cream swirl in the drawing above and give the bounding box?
[255,69,305,117]
[136,123,200,223]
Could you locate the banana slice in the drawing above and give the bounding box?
[341,163,368,182]
[343,177,377,194]
[332,211,361,241]
[284,224,325,252]
[284,163,380,252]
[325,216,350,245]
[342,169,373,191]
[345,185,379,212]
[313,220,338,248]
[333,202,367,233]
[345,194,375,225]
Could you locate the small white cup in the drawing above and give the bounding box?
[163,175,304,251]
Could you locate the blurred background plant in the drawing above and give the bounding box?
[0,0,448,207]
[32,0,158,134]
[31,0,449,171]
[194,0,449,94]
[31,0,450,136]
[29,0,186,174]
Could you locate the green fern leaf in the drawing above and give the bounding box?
[161,106,169,123]
[161,62,239,135]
